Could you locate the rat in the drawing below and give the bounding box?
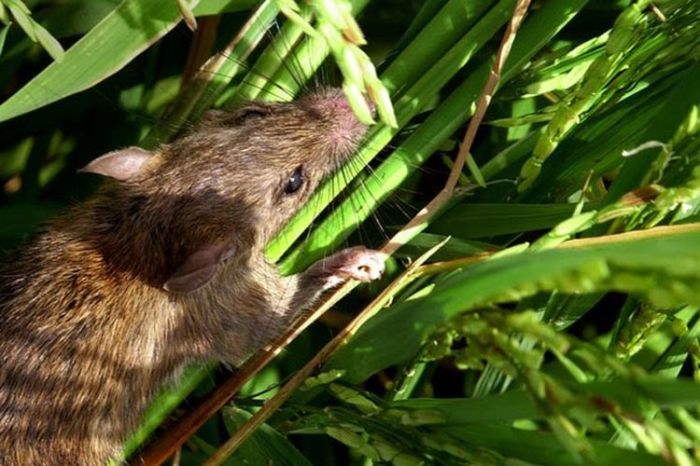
[0,87,385,465]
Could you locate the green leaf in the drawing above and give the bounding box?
[328,226,700,382]
[6,1,36,41]
[445,424,664,466]
[32,21,65,60]
[4,0,63,60]
[222,407,314,466]
[40,0,120,38]
[524,66,691,202]
[0,0,196,122]
[400,233,493,261]
[0,0,257,123]
[646,307,700,376]
[391,377,700,425]
[0,24,9,56]
[37,0,255,39]
[606,61,700,203]
[177,0,198,31]
[192,0,259,15]
[430,203,590,239]
[0,2,8,24]
[391,391,538,423]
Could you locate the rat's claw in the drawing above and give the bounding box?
[329,246,386,283]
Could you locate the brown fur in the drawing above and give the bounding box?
[0,88,382,465]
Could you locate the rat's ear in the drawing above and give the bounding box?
[164,242,235,293]
[79,147,154,181]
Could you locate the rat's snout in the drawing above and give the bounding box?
[304,87,372,157]
[319,90,352,113]
[308,87,375,119]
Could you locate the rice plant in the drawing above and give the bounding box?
[1,0,699,464]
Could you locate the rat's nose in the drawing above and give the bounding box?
[302,87,371,156]
[328,95,351,112]
[306,87,375,121]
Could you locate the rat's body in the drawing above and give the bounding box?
[0,88,384,465]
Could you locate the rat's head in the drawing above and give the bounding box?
[80,87,369,293]
[169,87,369,237]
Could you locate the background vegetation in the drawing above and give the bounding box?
[1,0,700,465]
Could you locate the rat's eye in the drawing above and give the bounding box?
[239,107,268,121]
[284,167,305,194]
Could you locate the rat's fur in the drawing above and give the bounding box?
[0,88,383,465]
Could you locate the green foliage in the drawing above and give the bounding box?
[1,0,700,465]
[0,0,64,60]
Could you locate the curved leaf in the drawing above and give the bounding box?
[0,0,258,123]
[328,225,700,382]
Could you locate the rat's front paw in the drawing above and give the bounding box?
[322,246,386,283]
